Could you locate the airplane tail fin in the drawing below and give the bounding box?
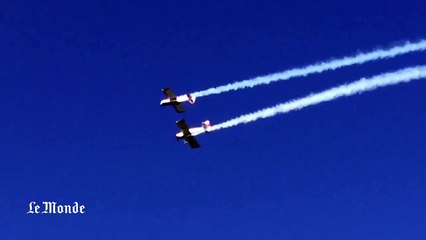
[187,94,196,104]
[202,120,212,132]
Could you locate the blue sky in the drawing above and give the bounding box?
[1,0,426,239]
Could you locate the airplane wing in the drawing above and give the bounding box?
[176,119,201,149]
[176,119,191,135]
[173,104,185,113]
[185,136,200,148]
[162,88,185,112]
[162,88,176,98]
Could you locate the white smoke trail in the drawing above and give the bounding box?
[191,40,426,98]
[211,66,426,131]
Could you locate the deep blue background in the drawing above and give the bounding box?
[1,0,426,239]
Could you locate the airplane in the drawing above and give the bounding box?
[176,119,211,148]
[160,88,196,113]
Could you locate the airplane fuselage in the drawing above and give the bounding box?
[176,127,206,139]
[160,95,193,106]
[160,99,178,106]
